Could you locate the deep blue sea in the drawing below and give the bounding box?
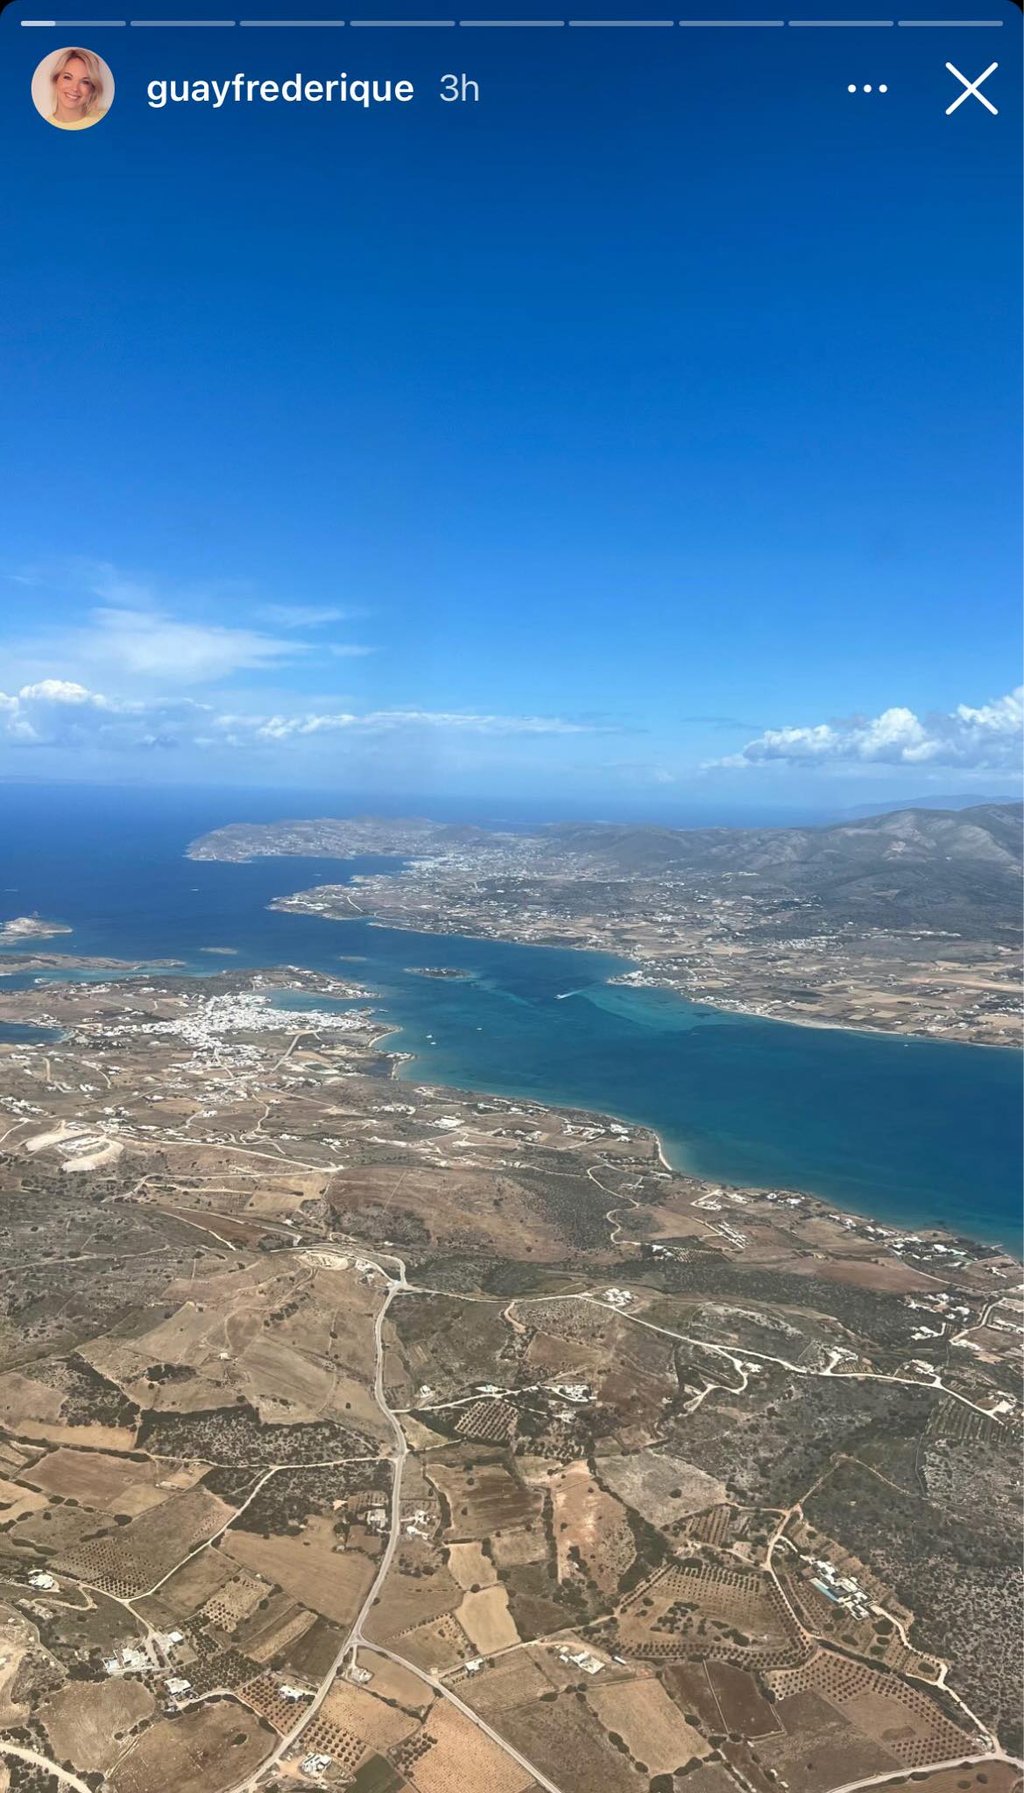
[1,784,1020,1252]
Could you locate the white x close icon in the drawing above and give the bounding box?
[945,60,999,116]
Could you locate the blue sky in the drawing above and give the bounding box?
[1,2,1020,815]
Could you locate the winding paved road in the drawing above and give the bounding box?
[823,1753,1023,1793]
[362,1641,566,1793]
[223,1251,560,1793]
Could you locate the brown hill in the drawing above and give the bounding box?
[540,803,1023,934]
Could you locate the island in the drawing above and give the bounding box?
[193,803,1024,1046]
[0,915,72,943]
[404,965,473,980]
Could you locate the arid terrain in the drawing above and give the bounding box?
[189,806,1023,1045]
[0,954,1020,1793]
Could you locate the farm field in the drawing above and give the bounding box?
[0,963,1018,1793]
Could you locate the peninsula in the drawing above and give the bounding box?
[189,804,1024,1045]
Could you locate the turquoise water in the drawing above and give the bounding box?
[0,785,1020,1251]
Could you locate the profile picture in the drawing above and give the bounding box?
[32,47,114,131]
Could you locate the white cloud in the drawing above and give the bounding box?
[245,709,598,740]
[0,682,603,755]
[0,680,211,752]
[4,563,373,684]
[714,687,1023,773]
[256,604,362,629]
[80,608,314,682]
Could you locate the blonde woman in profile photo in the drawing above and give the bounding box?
[37,47,112,130]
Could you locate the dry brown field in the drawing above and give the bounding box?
[683,1766,750,1793]
[25,1447,203,1514]
[586,1675,709,1774]
[110,1700,272,1793]
[400,1412,449,1452]
[222,1515,374,1627]
[489,1525,547,1569]
[0,1440,33,1476]
[446,1649,550,1716]
[402,1698,534,1793]
[496,1691,647,1793]
[357,1648,434,1711]
[963,1323,1024,1359]
[234,1334,340,1419]
[548,1460,635,1594]
[134,1542,235,1623]
[0,1398,135,1452]
[445,1540,497,1590]
[522,1327,608,1381]
[427,1456,542,1540]
[755,1688,902,1793]
[0,1477,47,1525]
[366,1542,463,1638]
[236,1597,317,1664]
[38,1678,156,1773]
[384,1611,473,1674]
[456,1584,520,1652]
[796,1256,938,1294]
[662,1661,730,1731]
[152,1209,270,1249]
[283,1614,345,1681]
[0,1372,63,1429]
[80,1259,382,1419]
[319,1676,420,1751]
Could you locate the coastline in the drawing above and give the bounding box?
[208,935,1023,1260]
[380,1041,1022,1265]
[256,906,1024,1256]
[615,985,1021,1051]
[368,1011,1022,1262]
[0,942,1019,1263]
[3,882,1018,1257]
[281,900,1021,1052]
[641,1116,1022,1260]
